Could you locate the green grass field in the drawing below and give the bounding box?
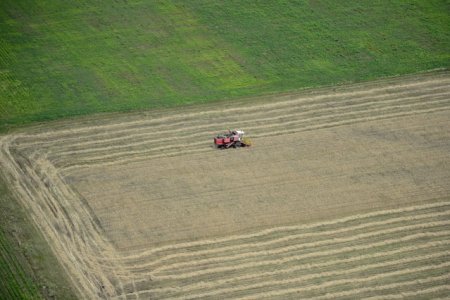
[1,0,449,130]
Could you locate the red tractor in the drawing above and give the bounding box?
[214,130,252,149]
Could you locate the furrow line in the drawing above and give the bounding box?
[54,97,450,165]
[49,91,450,157]
[114,200,450,261]
[137,240,450,296]
[61,104,450,171]
[364,285,450,300]
[265,275,450,300]
[166,254,450,300]
[126,209,450,270]
[26,85,450,153]
[152,220,450,276]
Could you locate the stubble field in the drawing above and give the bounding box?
[1,71,450,299]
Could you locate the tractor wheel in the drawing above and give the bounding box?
[235,142,241,148]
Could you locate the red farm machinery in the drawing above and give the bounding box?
[214,130,252,149]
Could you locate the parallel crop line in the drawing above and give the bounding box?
[36,85,450,153]
[60,104,450,171]
[17,77,450,141]
[50,91,450,159]
[151,228,450,280]
[118,200,450,261]
[225,98,450,135]
[140,240,450,296]
[166,254,450,300]
[263,275,450,300]
[363,285,450,300]
[126,209,450,270]
[58,99,450,169]
[49,91,450,157]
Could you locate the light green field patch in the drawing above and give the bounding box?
[0,42,36,118]
[304,59,336,73]
[151,2,263,92]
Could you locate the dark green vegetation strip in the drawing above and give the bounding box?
[0,176,77,299]
[0,0,449,129]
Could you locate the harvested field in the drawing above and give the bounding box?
[1,71,450,299]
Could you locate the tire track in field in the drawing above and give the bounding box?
[48,89,450,157]
[55,96,450,170]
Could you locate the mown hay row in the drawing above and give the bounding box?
[119,200,450,262]
[48,89,450,157]
[362,284,450,300]
[15,75,450,144]
[129,210,450,272]
[56,97,450,170]
[239,269,450,300]
[151,222,450,279]
[135,240,450,295]
[136,255,450,299]
[28,82,450,154]
[116,203,450,299]
[13,75,449,160]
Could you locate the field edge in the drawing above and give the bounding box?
[0,173,78,299]
[0,67,447,135]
